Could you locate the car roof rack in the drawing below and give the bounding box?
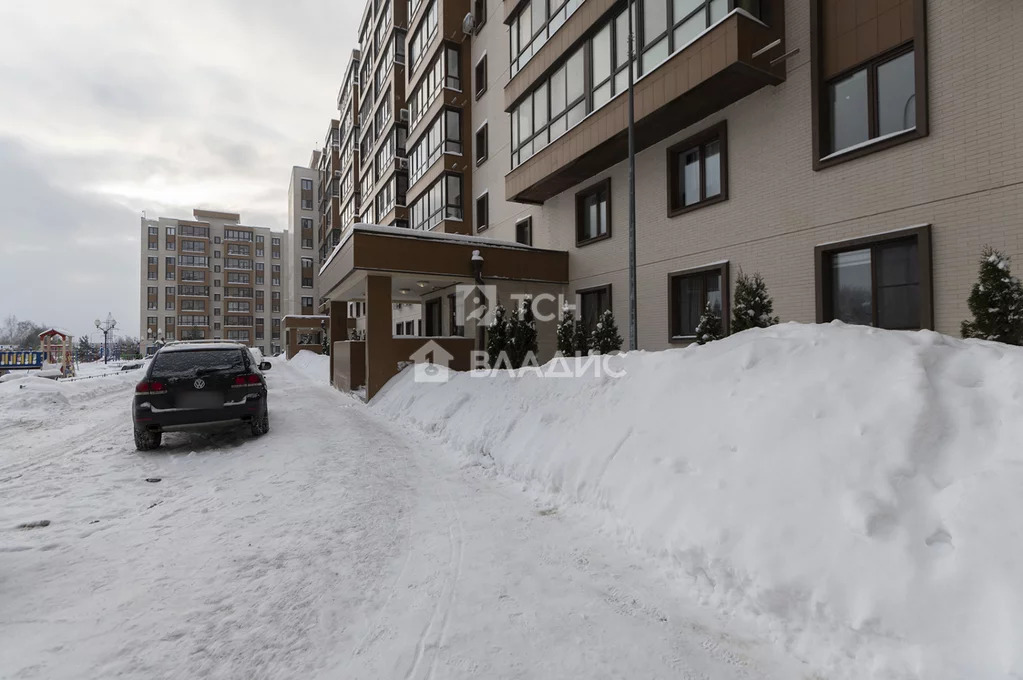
[159,339,247,348]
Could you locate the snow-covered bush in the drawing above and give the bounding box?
[694,302,723,345]
[556,308,577,356]
[505,298,538,367]
[588,309,623,354]
[960,246,1023,345]
[731,270,779,333]
[485,303,508,368]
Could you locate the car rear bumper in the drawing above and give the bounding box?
[133,393,264,431]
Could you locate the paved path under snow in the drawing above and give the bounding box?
[1,362,805,679]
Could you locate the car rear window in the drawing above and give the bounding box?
[150,349,247,378]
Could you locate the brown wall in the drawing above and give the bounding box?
[333,340,366,391]
[505,10,785,202]
[820,0,915,79]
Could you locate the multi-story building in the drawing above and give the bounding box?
[357,0,411,229]
[499,0,1021,350]
[286,160,320,317]
[139,209,289,356]
[311,0,1021,398]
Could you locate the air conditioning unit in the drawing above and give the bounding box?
[462,12,476,36]
[396,158,409,170]
[399,108,410,123]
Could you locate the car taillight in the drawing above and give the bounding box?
[233,374,261,385]
[135,381,165,393]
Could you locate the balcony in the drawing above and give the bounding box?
[505,2,785,204]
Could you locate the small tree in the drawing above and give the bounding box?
[695,302,723,345]
[505,298,538,367]
[732,269,779,333]
[571,314,589,357]
[486,303,509,368]
[589,309,623,354]
[321,325,331,356]
[556,307,576,356]
[961,247,1023,345]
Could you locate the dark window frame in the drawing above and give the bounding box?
[576,284,612,336]
[515,217,533,245]
[473,0,486,33]
[814,224,932,330]
[667,261,730,343]
[475,191,489,232]
[810,0,929,170]
[424,298,443,336]
[575,177,612,247]
[474,54,487,100]
[475,122,488,165]
[666,120,729,217]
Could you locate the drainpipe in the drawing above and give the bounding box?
[471,249,485,353]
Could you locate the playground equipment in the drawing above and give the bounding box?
[38,328,75,378]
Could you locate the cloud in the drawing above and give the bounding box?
[0,0,359,339]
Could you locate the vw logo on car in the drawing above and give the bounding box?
[193,378,206,390]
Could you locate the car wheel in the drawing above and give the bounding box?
[251,405,269,437]
[134,426,162,451]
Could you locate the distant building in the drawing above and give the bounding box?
[139,209,290,356]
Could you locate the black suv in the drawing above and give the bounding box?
[132,341,272,450]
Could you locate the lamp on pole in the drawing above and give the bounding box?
[95,313,117,365]
[626,0,638,351]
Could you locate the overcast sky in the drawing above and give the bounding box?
[0,0,357,344]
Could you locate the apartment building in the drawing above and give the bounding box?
[286,160,320,317]
[312,0,1022,396]
[499,0,1022,348]
[139,209,289,356]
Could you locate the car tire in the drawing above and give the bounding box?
[251,405,269,437]
[134,426,162,451]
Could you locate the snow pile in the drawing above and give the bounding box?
[0,371,138,415]
[374,322,1023,679]
[287,350,330,384]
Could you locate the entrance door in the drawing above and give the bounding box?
[424,299,443,336]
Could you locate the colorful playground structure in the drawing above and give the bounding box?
[0,329,76,378]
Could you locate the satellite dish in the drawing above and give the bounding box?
[462,12,476,35]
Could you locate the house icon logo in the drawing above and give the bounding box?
[410,340,455,383]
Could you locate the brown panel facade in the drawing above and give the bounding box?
[820,0,915,79]
[351,232,569,283]
[506,10,785,203]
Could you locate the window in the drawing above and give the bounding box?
[214,236,222,244]
[509,0,585,77]
[812,0,926,166]
[667,121,727,215]
[577,285,611,336]
[669,263,729,340]
[475,123,488,165]
[302,178,313,191]
[447,294,464,336]
[473,0,486,31]
[408,109,462,184]
[409,173,463,231]
[148,226,159,236]
[215,265,221,273]
[515,217,532,245]
[424,298,443,336]
[476,192,489,232]
[815,226,932,330]
[826,48,916,156]
[575,178,611,245]
[475,54,487,99]
[301,296,314,309]
[409,0,438,70]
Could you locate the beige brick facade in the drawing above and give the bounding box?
[522,0,1023,348]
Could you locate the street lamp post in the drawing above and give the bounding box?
[626,0,638,351]
[95,313,117,365]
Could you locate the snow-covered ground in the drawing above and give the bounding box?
[375,322,1023,679]
[1,353,804,679]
